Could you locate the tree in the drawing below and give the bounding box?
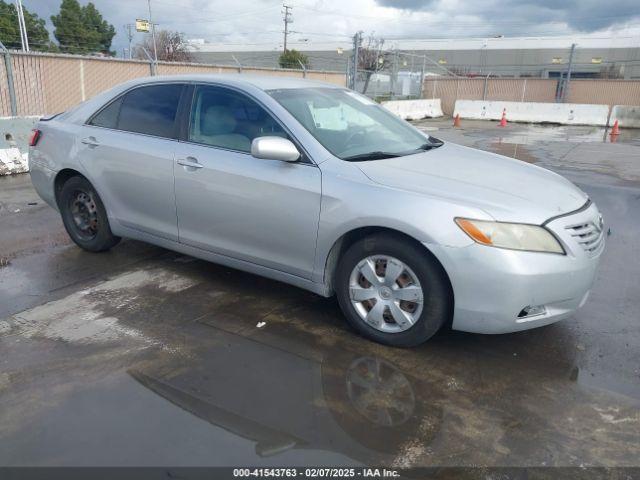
[279,49,310,70]
[358,35,389,94]
[51,0,115,55]
[0,1,56,51]
[133,30,192,62]
[81,2,115,54]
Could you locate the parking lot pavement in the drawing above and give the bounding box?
[1,123,639,467]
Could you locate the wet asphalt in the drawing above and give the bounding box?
[0,120,639,467]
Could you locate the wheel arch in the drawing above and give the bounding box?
[53,168,87,207]
[322,226,454,308]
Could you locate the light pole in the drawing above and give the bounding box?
[15,0,29,52]
[148,0,158,63]
[352,31,361,90]
[563,43,576,103]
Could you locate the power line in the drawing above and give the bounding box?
[295,5,640,26]
[154,6,279,25]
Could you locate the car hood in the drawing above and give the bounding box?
[355,142,588,224]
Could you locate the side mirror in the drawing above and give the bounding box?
[251,136,300,162]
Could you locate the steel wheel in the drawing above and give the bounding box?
[69,189,99,240]
[348,255,424,334]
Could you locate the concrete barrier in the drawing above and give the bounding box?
[610,105,640,128]
[453,100,609,126]
[0,116,38,175]
[0,147,28,176]
[1,116,40,151]
[382,99,443,120]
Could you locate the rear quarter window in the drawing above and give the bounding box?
[88,97,123,129]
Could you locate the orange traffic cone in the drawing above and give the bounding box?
[498,108,507,127]
[610,120,620,136]
[453,113,461,127]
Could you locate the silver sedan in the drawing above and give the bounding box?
[28,75,604,346]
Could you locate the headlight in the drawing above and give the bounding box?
[455,218,564,254]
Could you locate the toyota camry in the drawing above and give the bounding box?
[28,75,605,346]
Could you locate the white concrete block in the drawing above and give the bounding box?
[382,99,444,120]
[453,100,609,126]
[0,147,29,176]
[610,105,640,128]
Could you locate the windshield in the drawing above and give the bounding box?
[268,87,442,161]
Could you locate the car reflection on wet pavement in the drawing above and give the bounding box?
[1,121,639,467]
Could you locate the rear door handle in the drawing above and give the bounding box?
[177,157,204,170]
[81,136,99,147]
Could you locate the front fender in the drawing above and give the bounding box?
[312,160,490,286]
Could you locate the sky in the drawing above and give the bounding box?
[22,0,640,57]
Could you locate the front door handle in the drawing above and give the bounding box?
[177,157,204,170]
[81,136,99,147]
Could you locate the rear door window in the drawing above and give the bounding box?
[116,84,183,138]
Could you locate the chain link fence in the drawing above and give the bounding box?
[0,50,346,117]
[348,49,430,101]
[345,41,640,104]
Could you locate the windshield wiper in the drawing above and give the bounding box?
[415,141,443,151]
[341,151,402,161]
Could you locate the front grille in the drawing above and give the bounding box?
[565,220,604,255]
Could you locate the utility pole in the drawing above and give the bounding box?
[390,48,399,99]
[352,31,361,90]
[125,24,135,59]
[15,0,29,52]
[420,55,426,98]
[148,0,158,63]
[282,4,292,53]
[562,43,576,103]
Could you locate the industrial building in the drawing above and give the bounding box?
[187,34,640,79]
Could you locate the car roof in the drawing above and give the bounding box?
[123,73,344,91]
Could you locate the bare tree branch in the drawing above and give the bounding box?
[134,30,192,62]
[358,34,389,94]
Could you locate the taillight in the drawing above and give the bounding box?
[29,129,41,147]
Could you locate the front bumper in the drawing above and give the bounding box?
[427,202,604,334]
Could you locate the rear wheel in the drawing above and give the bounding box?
[59,176,120,252]
[336,233,451,347]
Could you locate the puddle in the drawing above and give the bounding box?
[488,125,640,145]
[415,119,640,146]
[487,142,538,163]
[2,252,640,466]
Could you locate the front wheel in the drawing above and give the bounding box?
[58,176,120,252]
[335,234,452,347]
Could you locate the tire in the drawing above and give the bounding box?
[335,233,452,347]
[58,175,120,252]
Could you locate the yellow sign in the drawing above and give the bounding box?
[438,58,447,65]
[591,57,603,64]
[135,19,150,32]
[552,57,563,64]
